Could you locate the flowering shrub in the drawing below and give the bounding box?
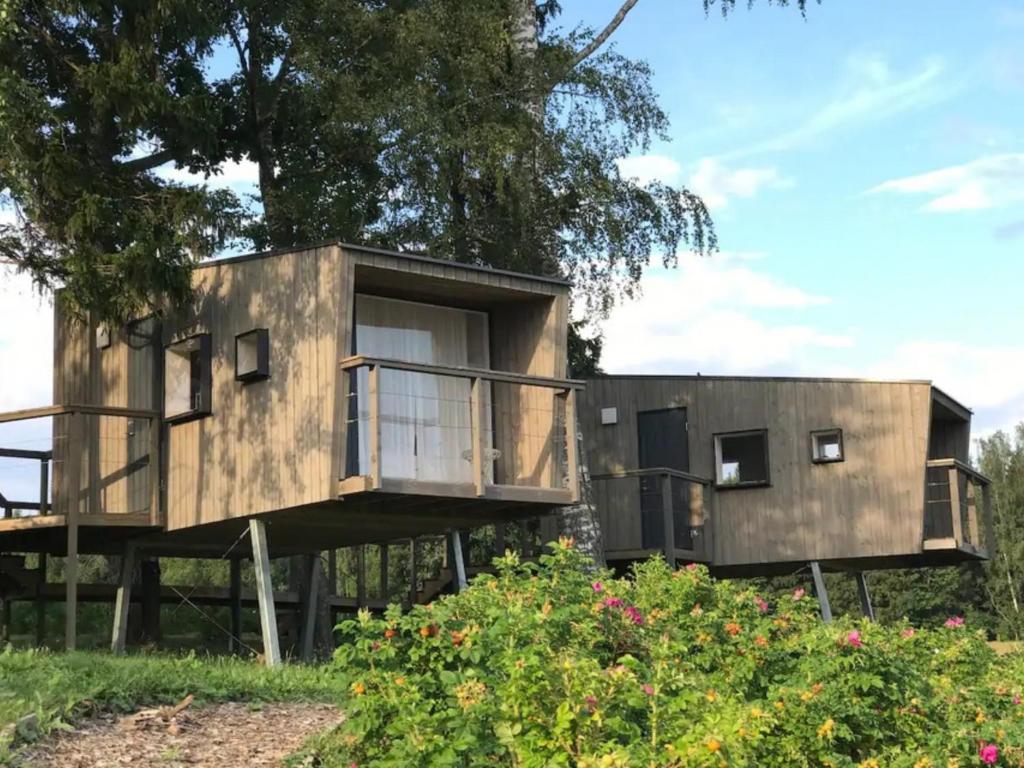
[315,541,1024,767]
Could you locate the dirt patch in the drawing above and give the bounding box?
[17,701,343,767]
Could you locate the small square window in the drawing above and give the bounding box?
[714,429,770,488]
[165,334,212,423]
[235,328,270,383]
[811,429,844,463]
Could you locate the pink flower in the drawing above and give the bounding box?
[900,628,915,639]
[642,684,655,696]
[792,588,806,601]
[944,615,965,628]
[755,597,770,613]
[603,597,624,608]
[979,743,999,765]
[1014,694,1022,706]
[591,581,603,593]
[585,695,598,713]
[686,563,698,571]
[623,605,645,626]
[846,630,863,649]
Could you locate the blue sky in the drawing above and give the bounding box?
[557,1,1024,435]
[1,0,1022,474]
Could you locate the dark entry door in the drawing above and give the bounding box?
[637,408,689,549]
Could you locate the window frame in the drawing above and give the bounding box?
[810,428,845,464]
[164,332,213,425]
[235,328,270,383]
[713,428,771,490]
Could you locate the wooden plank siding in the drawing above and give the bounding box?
[49,243,571,539]
[580,376,936,567]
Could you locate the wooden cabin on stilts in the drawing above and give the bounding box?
[0,242,580,664]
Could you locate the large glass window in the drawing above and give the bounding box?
[351,295,491,484]
[714,429,770,488]
[165,334,212,423]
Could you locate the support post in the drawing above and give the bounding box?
[111,543,137,654]
[249,519,281,668]
[355,545,366,608]
[140,558,161,642]
[495,523,506,556]
[35,554,46,647]
[408,538,418,606]
[65,412,82,651]
[450,530,468,592]
[855,572,875,621]
[368,364,382,489]
[379,544,389,600]
[948,467,963,546]
[229,557,242,654]
[301,554,320,662]
[38,458,49,516]
[471,377,486,496]
[810,561,832,624]
[660,472,676,569]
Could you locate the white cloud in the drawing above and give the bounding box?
[866,340,1024,437]
[687,158,788,210]
[617,155,787,209]
[157,159,261,192]
[616,155,681,186]
[0,270,53,412]
[728,55,953,159]
[598,253,851,374]
[868,153,1024,212]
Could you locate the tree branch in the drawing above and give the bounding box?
[569,0,641,69]
[118,148,177,173]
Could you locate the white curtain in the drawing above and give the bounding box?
[355,295,492,484]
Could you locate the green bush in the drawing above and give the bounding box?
[316,540,1024,767]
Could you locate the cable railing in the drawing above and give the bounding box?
[0,404,162,526]
[924,458,990,555]
[338,355,582,504]
[591,467,714,566]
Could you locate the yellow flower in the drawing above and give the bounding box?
[774,700,785,710]
[706,689,717,702]
[975,709,986,724]
[913,758,933,768]
[858,761,880,768]
[706,739,721,753]
[394,676,406,687]
[350,682,366,696]
[817,718,835,739]
[454,680,487,710]
[750,707,765,718]
[801,691,814,702]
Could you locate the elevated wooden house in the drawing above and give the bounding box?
[0,243,580,656]
[580,375,991,605]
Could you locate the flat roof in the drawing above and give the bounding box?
[195,239,571,288]
[589,373,974,415]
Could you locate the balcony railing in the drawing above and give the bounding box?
[591,467,714,565]
[0,404,162,527]
[924,458,990,555]
[338,356,583,505]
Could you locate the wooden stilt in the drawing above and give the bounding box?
[229,557,242,654]
[140,558,160,642]
[301,554,319,662]
[450,530,467,592]
[111,543,137,654]
[65,413,82,651]
[35,554,46,647]
[379,544,389,601]
[355,545,366,608]
[809,561,832,623]
[855,572,875,621]
[249,519,281,667]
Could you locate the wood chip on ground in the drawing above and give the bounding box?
[16,701,343,767]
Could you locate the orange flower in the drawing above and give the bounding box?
[754,635,769,648]
[351,682,366,696]
[419,625,437,638]
[384,628,397,639]
[451,631,465,646]
[394,676,406,687]
[707,739,722,753]
[725,622,742,636]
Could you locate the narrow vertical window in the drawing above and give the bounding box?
[165,334,212,423]
[235,328,270,383]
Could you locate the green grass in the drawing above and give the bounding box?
[0,648,344,763]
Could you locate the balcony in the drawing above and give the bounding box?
[0,404,161,551]
[338,356,582,506]
[924,458,991,557]
[591,468,713,566]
